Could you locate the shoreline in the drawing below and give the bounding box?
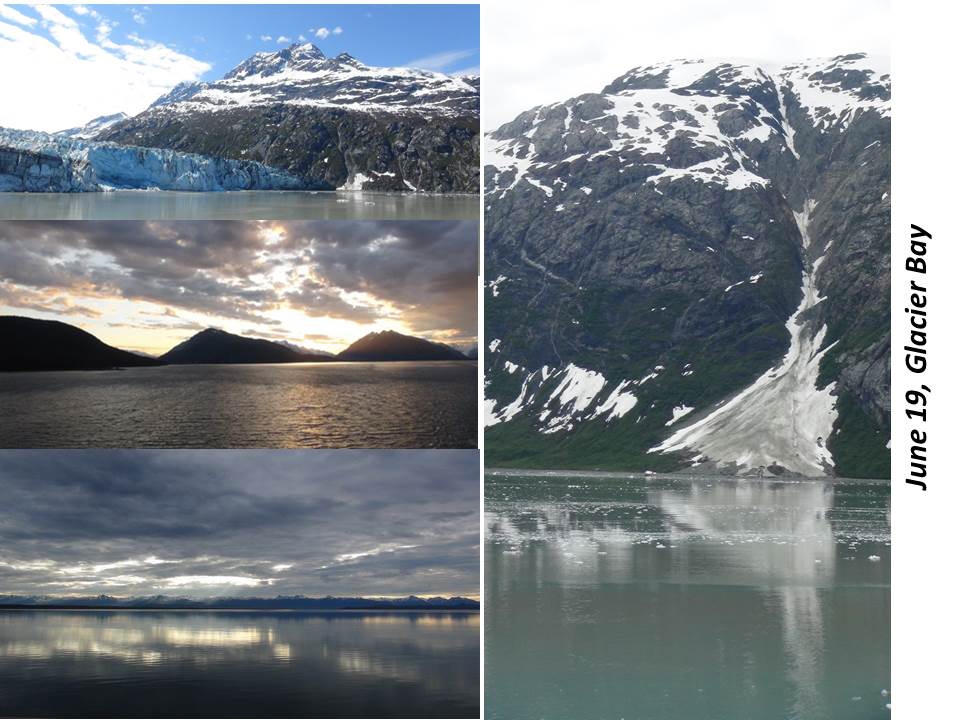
[485,467,891,484]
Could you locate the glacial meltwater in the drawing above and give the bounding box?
[0,610,480,718]
[0,362,477,448]
[0,191,480,220]
[485,471,890,720]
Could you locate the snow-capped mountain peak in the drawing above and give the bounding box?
[224,41,328,80]
[55,112,130,140]
[486,53,888,200]
[146,42,478,117]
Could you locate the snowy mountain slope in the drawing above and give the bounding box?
[97,42,480,193]
[55,112,129,141]
[0,127,302,192]
[484,53,890,478]
[147,43,478,117]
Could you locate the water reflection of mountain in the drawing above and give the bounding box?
[485,476,890,720]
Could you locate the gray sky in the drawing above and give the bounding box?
[484,0,890,128]
[0,220,478,355]
[0,450,480,599]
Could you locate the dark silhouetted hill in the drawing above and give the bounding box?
[0,316,166,371]
[160,328,334,364]
[337,330,468,361]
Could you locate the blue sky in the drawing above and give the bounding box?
[0,4,479,131]
[78,4,480,78]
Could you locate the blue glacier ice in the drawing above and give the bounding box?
[0,128,304,192]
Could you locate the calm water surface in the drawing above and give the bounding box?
[485,472,890,720]
[0,610,480,718]
[0,362,477,448]
[0,190,480,220]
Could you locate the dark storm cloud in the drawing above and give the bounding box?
[0,450,480,598]
[0,220,477,338]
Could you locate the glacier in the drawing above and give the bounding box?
[0,127,304,192]
[649,201,839,476]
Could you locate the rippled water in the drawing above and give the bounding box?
[0,610,480,718]
[0,362,477,448]
[485,472,890,720]
[0,190,480,220]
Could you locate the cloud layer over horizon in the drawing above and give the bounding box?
[0,450,480,598]
[0,220,478,354]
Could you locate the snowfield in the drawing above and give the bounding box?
[485,53,888,199]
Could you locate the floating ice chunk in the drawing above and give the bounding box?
[504,360,519,374]
[488,338,501,353]
[868,555,881,562]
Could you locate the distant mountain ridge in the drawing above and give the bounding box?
[1,317,473,371]
[55,112,129,140]
[0,594,480,610]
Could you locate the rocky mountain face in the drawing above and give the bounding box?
[97,42,480,192]
[0,316,165,371]
[0,128,303,192]
[484,53,890,478]
[337,329,469,361]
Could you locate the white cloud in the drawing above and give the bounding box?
[333,26,342,35]
[131,10,146,26]
[334,544,419,564]
[276,35,291,44]
[297,34,305,42]
[0,4,211,132]
[260,34,271,42]
[0,4,36,27]
[406,49,476,72]
[245,33,252,40]
[71,4,103,21]
[164,575,271,588]
[314,27,330,39]
[485,0,891,128]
